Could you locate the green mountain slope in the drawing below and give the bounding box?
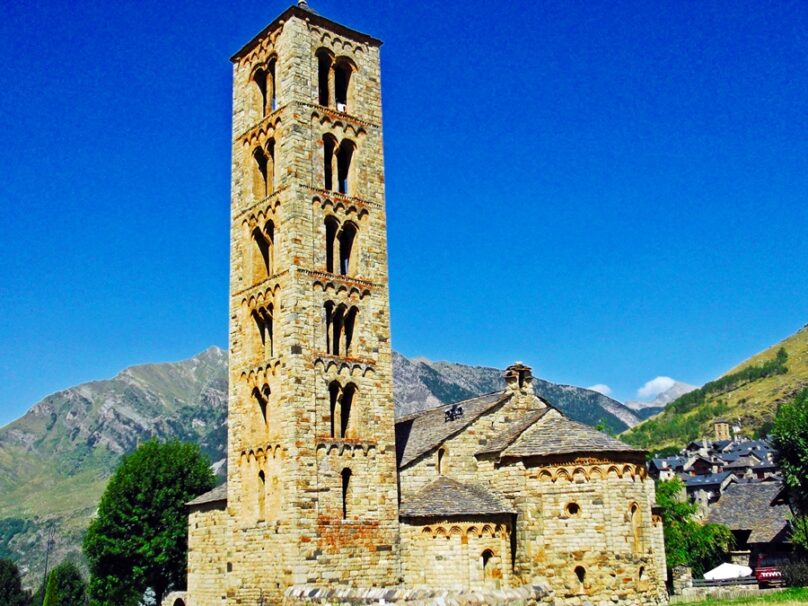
[622,324,808,450]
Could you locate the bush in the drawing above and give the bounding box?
[781,558,808,587]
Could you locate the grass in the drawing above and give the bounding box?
[673,587,808,606]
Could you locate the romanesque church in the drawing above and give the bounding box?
[177,4,668,604]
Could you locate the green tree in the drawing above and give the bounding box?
[771,389,808,512]
[656,479,734,576]
[43,561,87,606]
[0,558,31,606]
[82,439,215,606]
[771,389,808,554]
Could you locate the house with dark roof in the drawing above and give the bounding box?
[707,481,793,567]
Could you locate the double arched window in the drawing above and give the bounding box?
[323,302,358,356]
[323,135,356,195]
[251,139,276,200]
[324,216,358,275]
[250,220,275,282]
[251,304,274,361]
[316,49,354,112]
[328,381,358,439]
[251,57,277,119]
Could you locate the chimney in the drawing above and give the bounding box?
[504,362,533,395]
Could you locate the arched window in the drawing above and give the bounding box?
[252,146,268,200]
[343,306,357,354]
[324,301,334,353]
[334,61,351,112]
[251,220,274,282]
[252,305,273,360]
[252,384,270,429]
[340,383,356,438]
[341,468,352,519]
[317,50,332,106]
[482,550,499,586]
[323,135,338,190]
[265,138,276,193]
[630,503,642,553]
[329,380,341,438]
[258,470,266,520]
[325,216,339,273]
[331,304,345,356]
[252,67,268,118]
[267,58,277,112]
[336,140,355,195]
[437,447,447,475]
[574,566,586,592]
[338,221,357,275]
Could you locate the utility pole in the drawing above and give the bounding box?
[40,524,55,606]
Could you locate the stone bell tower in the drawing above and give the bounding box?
[224,1,399,600]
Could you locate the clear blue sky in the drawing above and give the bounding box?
[1,1,806,427]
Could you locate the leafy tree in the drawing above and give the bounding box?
[771,389,808,554]
[0,558,31,606]
[656,479,734,576]
[771,389,808,512]
[43,561,87,606]
[83,439,215,606]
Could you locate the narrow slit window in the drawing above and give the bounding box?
[336,141,354,195]
[329,381,341,438]
[258,470,266,520]
[267,59,277,111]
[343,306,357,354]
[324,301,334,353]
[323,135,337,190]
[341,468,352,519]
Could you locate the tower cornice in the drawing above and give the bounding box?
[231,5,382,64]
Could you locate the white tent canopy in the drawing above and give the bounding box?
[703,562,753,580]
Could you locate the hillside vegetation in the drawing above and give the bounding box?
[623,325,808,450]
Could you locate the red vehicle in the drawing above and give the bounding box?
[754,554,788,586]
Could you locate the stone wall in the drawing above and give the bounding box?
[187,503,229,605]
[400,517,514,589]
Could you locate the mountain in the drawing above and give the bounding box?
[625,381,698,420]
[393,353,640,429]
[0,348,635,586]
[622,324,808,451]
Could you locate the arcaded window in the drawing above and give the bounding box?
[338,221,357,275]
[334,61,351,112]
[341,468,352,519]
[252,147,268,200]
[253,67,268,118]
[325,216,339,273]
[340,383,356,438]
[267,58,277,111]
[252,305,273,360]
[317,50,332,106]
[253,384,270,428]
[323,135,337,190]
[251,220,274,282]
[324,302,358,356]
[336,140,355,194]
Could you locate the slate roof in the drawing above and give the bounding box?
[395,392,511,468]
[725,454,762,469]
[685,472,735,488]
[500,413,643,459]
[187,482,227,507]
[399,476,515,518]
[476,408,551,456]
[708,481,792,544]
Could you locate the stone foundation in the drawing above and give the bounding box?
[283,584,553,605]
